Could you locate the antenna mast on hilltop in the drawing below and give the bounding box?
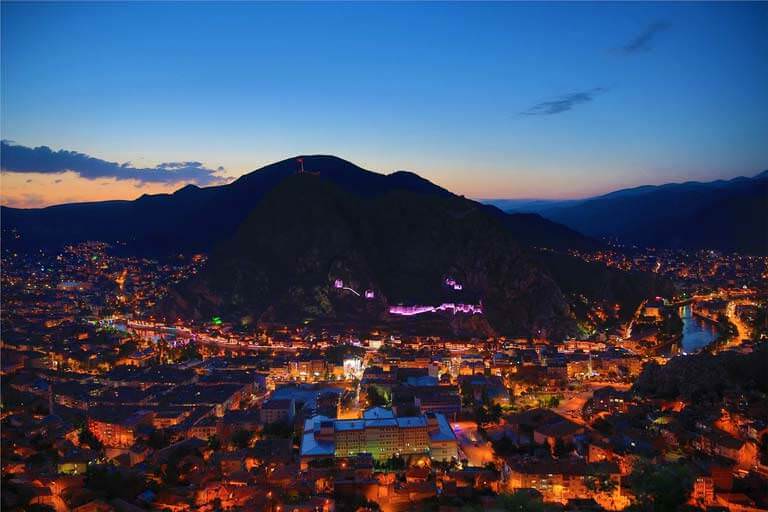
[296,157,319,176]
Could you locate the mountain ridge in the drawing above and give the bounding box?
[487,170,768,254]
[2,154,594,254]
[1,154,669,337]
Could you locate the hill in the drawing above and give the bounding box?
[3,155,669,337]
[158,173,668,337]
[513,171,768,254]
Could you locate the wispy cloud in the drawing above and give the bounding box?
[521,87,606,116]
[3,193,47,208]
[619,21,670,55]
[0,141,228,185]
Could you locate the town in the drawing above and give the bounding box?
[2,3,767,511]
[2,241,766,512]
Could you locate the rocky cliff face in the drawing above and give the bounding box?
[159,174,574,338]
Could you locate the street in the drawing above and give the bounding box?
[452,420,496,467]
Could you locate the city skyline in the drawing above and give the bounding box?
[2,1,767,207]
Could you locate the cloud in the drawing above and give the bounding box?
[619,22,670,55]
[521,87,606,116]
[0,141,228,185]
[2,192,47,208]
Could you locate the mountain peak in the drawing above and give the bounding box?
[174,183,200,195]
[1,153,597,257]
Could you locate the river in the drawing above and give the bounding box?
[679,304,718,353]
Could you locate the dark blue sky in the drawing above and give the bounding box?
[2,1,767,206]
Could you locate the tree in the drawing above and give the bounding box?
[491,436,516,457]
[461,384,475,407]
[325,344,365,365]
[488,403,503,424]
[366,385,390,408]
[207,435,221,451]
[585,469,616,494]
[178,343,201,362]
[626,459,694,511]
[231,429,254,449]
[117,340,139,358]
[78,425,103,451]
[159,456,180,486]
[475,405,490,427]
[262,421,293,439]
[146,427,170,450]
[85,463,146,501]
[552,438,569,458]
[26,506,56,512]
[495,491,557,512]
[332,492,381,512]
[374,454,406,471]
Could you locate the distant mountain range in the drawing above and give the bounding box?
[484,171,768,254]
[2,155,670,337]
[481,198,581,212]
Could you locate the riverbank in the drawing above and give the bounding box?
[679,305,719,353]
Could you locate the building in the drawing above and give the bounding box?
[643,300,665,320]
[505,459,621,504]
[87,407,154,448]
[333,416,428,460]
[260,398,295,425]
[426,412,459,462]
[300,408,457,465]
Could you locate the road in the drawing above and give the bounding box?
[452,421,495,467]
[552,382,632,425]
[623,299,647,340]
[725,300,753,341]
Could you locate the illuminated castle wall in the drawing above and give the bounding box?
[388,303,483,316]
[333,276,481,317]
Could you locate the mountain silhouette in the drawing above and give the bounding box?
[157,172,669,338]
[2,155,593,254]
[504,171,768,254]
[3,155,669,337]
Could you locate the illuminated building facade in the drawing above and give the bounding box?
[301,409,457,464]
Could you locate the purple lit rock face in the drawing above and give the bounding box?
[388,303,483,316]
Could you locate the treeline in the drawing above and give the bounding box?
[633,343,768,402]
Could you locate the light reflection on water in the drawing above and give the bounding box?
[679,305,718,353]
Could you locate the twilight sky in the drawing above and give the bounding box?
[2,1,767,207]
